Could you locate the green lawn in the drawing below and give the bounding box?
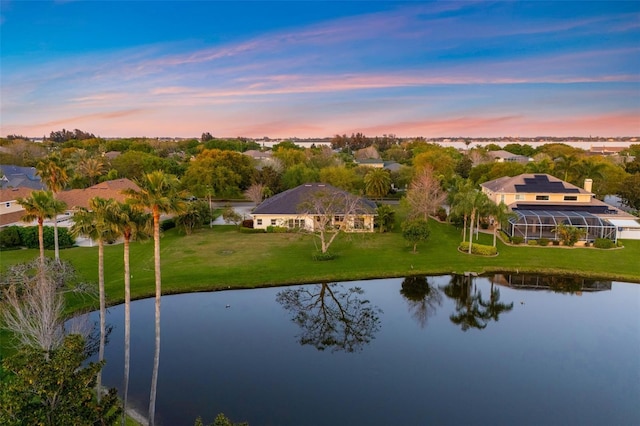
[2,220,639,315]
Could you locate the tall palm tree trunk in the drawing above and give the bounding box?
[149,209,161,426]
[53,219,60,261]
[462,214,467,243]
[97,239,106,402]
[38,218,45,268]
[123,235,131,426]
[468,210,476,254]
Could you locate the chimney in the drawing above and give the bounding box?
[584,178,593,193]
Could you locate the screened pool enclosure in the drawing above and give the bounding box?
[504,210,616,242]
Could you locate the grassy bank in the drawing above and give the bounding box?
[2,220,639,316]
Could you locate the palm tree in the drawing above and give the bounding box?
[364,168,391,200]
[441,275,490,332]
[450,182,474,244]
[17,190,66,267]
[490,201,514,247]
[554,153,580,182]
[124,171,185,425]
[466,190,491,254]
[111,202,151,425]
[480,277,514,323]
[575,158,607,190]
[70,197,120,401]
[37,154,70,261]
[77,157,105,186]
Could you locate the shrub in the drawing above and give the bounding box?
[0,226,22,249]
[241,219,254,228]
[160,218,176,231]
[538,238,549,247]
[584,242,590,247]
[594,238,615,249]
[510,236,524,244]
[435,207,447,222]
[375,204,395,232]
[552,240,560,246]
[17,226,39,249]
[266,226,288,233]
[312,251,336,261]
[553,224,586,247]
[221,205,242,226]
[527,240,538,246]
[459,242,498,256]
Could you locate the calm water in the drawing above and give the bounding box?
[83,275,640,426]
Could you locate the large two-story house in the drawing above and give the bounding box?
[480,174,640,243]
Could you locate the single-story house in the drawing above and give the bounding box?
[251,183,377,232]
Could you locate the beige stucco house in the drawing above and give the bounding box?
[481,174,600,210]
[480,174,639,242]
[251,183,377,232]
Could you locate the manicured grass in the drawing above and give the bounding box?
[2,220,639,316]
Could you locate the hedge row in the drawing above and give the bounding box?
[458,242,498,256]
[0,226,75,250]
[594,238,615,249]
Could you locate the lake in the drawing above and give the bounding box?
[83,274,640,426]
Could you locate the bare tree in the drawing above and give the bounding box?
[1,273,64,354]
[404,166,446,220]
[298,186,375,254]
[244,183,266,206]
[1,258,98,360]
[276,283,382,352]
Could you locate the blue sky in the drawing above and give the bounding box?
[1,1,639,138]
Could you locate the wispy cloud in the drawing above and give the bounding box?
[2,1,638,138]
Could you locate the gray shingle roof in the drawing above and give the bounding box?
[253,183,376,215]
[0,164,45,190]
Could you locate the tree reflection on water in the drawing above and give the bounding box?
[276,283,382,353]
[399,275,443,329]
[440,274,514,332]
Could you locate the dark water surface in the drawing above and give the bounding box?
[85,275,640,426]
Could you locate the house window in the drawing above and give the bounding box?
[5,202,10,208]
[257,219,262,225]
[536,195,549,201]
[353,217,365,230]
[500,195,505,203]
[271,219,276,226]
[287,219,304,228]
[334,215,344,222]
[515,194,524,200]
[564,196,578,201]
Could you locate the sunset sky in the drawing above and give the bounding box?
[1,1,639,138]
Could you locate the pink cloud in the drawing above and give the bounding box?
[351,112,640,138]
